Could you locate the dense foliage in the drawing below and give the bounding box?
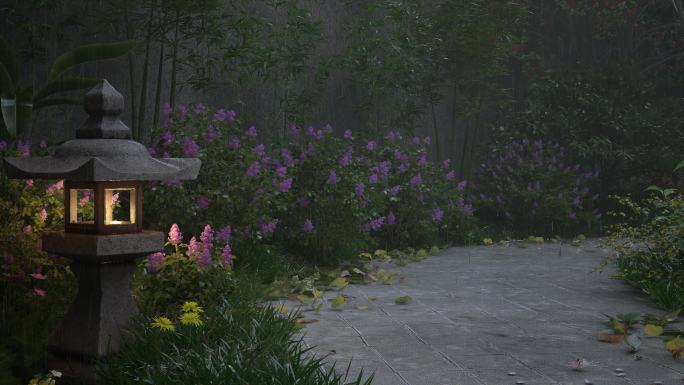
[607,187,684,311]
[145,104,478,265]
[132,224,236,316]
[97,289,373,385]
[473,137,600,237]
[0,142,75,384]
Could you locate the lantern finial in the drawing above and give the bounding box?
[76,79,131,139]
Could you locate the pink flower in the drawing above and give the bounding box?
[205,124,222,143]
[327,170,338,185]
[246,162,260,177]
[221,244,233,266]
[423,136,431,145]
[445,171,455,181]
[25,179,34,187]
[30,273,47,280]
[47,180,65,193]
[386,131,397,141]
[368,173,378,184]
[187,237,199,257]
[303,219,314,232]
[417,154,427,167]
[39,140,48,149]
[146,252,165,272]
[229,136,241,150]
[200,224,214,245]
[168,223,183,244]
[412,136,421,145]
[197,248,213,267]
[33,288,46,297]
[456,180,468,190]
[246,126,258,137]
[216,226,231,242]
[111,192,120,205]
[22,225,32,234]
[39,209,48,220]
[260,220,277,235]
[162,131,174,145]
[365,141,377,151]
[390,185,401,195]
[276,166,287,178]
[343,130,353,140]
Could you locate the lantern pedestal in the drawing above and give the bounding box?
[45,231,163,384]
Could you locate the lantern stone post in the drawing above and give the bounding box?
[3,80,201,383]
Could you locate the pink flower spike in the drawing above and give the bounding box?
[221,244,232,266]
[22,225,32,234]
[39,208,48,220]
[34,288,46,297]
[168,223,183,244]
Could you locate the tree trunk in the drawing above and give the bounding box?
[430,100,442,162]
[152,7,166,132]
[137,5,155,141]
[169,11,180,108]
[123,6,137,137]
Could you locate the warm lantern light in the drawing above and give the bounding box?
[64,181,143,234]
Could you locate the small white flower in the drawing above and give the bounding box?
[570,358,592,372]
[50,370,62,378]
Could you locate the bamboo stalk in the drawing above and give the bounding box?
[137,4,155,141]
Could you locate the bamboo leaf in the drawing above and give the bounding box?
[33,97,81,110]
[674,160,684,173]
[33,77,101,103]
[0,37,18,91]
[48,41,136,81]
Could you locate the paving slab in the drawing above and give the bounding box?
[285,240,684,385]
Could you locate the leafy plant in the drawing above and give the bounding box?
[0,38,134,138]
[97,293,374,385]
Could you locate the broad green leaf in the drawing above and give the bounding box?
[675,160,684,173]
[312,289,323,298]
[644,324,664,337]
[296,294,313,304]
[33,97,81,110]
[482,238,493,245]
[665,336,684,358]
[367,296,377,301]
[329,277,349,291]
[275,303,289,314]
[351,267,365,276]
[329,295,346,309]
[48,41,135,81]
[414,249,428,261]
[33,77,101,103]
[429,245,440,254]
[376,270,396,285]
[395,295,413,305]
[0,37,18,92]
[374,249,390,260]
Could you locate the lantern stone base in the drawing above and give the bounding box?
[45,231,163,384]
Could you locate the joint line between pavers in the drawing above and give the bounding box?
[337,313,412,385]
[642,356,684,376]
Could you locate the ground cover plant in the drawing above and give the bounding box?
[98,283,374,385]
[606,174,684,312]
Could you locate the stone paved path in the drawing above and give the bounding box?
[287,240,684,385]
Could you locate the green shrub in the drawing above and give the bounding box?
[607,189,684,310]
[97,294,373,385]
[472,138,600,237]
[0,141,76,382]
[131,224,236,317]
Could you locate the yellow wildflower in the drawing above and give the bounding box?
[179,311,203,326]
[181,301,203,314]
[665,336,684,358]
[151,316,176,332]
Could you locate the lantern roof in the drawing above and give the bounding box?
[3,80,200,181]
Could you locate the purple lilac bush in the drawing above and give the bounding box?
[472,138,600,237]
[145,104,478,264]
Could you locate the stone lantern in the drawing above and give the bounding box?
[3,80,200,380]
